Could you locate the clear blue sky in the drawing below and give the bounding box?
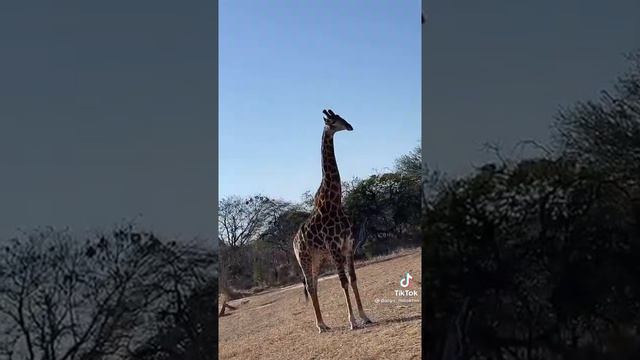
[219,1,421,203]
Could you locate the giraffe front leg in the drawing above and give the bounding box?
[339,270,358,330]
[333,252,357,330]
[348,254,373,324]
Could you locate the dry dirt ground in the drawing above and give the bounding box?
[219,248,422,360]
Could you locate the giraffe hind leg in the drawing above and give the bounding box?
[299,253,330,333]
[309,273,330,333]
[294,242,310,304]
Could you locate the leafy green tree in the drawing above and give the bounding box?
[424,157,640,359]
[252,206,310,285]
[345,172,421,257]
[127,281,217,360]
[394,145,423,178]
[554,50,640,194]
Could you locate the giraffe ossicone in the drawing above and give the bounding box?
[293,109,372,333]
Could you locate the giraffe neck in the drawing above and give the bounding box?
[315,128,342,209]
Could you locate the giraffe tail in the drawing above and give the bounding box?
[302,278,309,303]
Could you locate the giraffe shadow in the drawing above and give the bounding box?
[354,252,416,269]
[362,314,422,328]
[255,299,277,309]
[330,315,421,332]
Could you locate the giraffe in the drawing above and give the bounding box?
[293,109,373,333]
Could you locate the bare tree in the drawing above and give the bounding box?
[0,225,212,360]
[217,195,287,287]
[217,195,285,248]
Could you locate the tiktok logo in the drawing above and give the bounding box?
[400,272,413,288]
[392,271,420,299]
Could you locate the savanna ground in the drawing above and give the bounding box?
[219,248,422,360]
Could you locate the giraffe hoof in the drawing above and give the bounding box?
[349,322,357,330]
[362,317,373,325]
[317,323,331,333]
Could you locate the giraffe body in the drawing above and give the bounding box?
[293,109,372,333]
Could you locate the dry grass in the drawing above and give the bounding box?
[219,248,422,360]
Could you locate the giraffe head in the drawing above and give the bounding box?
[322,109,353,133]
